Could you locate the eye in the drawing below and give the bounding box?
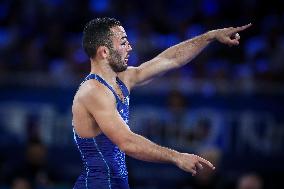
[121,41,127,46]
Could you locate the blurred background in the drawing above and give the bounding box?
[0,0,283,188]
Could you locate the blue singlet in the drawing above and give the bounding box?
[73,74,131,189]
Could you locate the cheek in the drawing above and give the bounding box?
[118,45,128,52]
[118,47,125,54]
[117,48,125,56]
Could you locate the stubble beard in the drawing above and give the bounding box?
[108,48,127,73]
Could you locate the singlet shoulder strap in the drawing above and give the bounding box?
[116,77,130,97]
[83,74,120,102]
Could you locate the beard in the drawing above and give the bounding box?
[108,48,127,73]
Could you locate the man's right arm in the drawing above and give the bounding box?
[80,84,215,175]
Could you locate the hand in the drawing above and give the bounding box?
[174,153,215,176]
[210,23,252,46]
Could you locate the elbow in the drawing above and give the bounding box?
[118,133,137,155]
[119,143,132,154]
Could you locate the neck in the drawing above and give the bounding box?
[90,58,118,84]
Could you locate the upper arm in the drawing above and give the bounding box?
[80,85,133,149]
[122,56,178,89]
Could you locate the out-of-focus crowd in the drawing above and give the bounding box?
[0,0,283,85]
[0,0,283,189]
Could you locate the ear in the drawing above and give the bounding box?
[96,46,109,59]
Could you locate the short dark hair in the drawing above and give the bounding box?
[82,17,121,58]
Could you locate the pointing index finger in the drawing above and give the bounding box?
[234,23,252,33]
[197,156,215,170]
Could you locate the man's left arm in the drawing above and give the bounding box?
[123,23,251,89]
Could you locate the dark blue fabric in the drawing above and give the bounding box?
[73,74,130,189]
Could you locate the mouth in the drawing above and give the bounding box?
[124,55,130,63]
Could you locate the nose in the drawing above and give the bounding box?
[127,43,132,52]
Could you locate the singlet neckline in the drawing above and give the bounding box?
[86,73,128,104]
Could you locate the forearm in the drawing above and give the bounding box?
[158,30,216,67]
[121,133,179,164]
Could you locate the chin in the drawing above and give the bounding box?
[120,66,128,72]
[115,66,127,73]
[121,62,128,70]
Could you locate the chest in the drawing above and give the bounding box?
[113,83,125,103]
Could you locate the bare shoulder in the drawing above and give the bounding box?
[75,79,115,107]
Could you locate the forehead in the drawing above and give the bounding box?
[110,26,127,40]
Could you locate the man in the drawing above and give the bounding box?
[72,17,251,189]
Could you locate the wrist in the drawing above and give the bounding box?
[206,30,218,42]
[171,151,180,165]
